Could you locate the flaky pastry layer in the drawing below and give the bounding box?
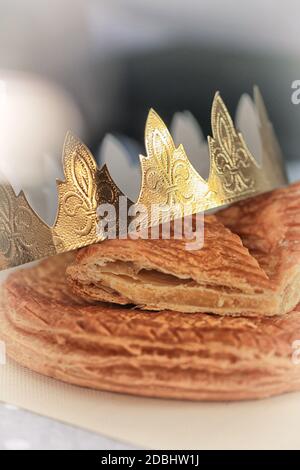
[67,182,300,316]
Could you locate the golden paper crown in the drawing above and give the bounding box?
[0,90,287,271]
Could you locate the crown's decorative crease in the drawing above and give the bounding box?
[0,89,286,270]
[207,92,266,202]
[137,109,210,224]
[0,176,56,267]
[53,132,100,252]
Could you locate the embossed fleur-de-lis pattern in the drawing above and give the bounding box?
[0,92,283,271]
[0,179,56,268]
[53,133,100,252]
[208,93,266,203]
[138,110,210,221]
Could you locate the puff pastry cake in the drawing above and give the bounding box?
[1,254,300,401]
[67,182,300,317]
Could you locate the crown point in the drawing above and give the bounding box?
[213,91,224,107]
[144,108,175,159]
[211,92,223,118]
[65,130,74,138]
[63,131,77,156]
[64,130,74,142]
[211,91,233,133]
[64,130,81,148]
[145,109,155,133]
[146,108,161,126]
[213,91,222,105]
[146,108,169,130]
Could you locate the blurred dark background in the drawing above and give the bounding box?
[122,46,300,161]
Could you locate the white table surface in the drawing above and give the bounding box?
[0,403,135,450]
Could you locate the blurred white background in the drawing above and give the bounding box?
[1,0,300,139]
[1,0,300,129]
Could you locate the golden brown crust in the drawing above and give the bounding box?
[67,183,300,316]
[67,215,272,316]
[217,181,300,312]
[217,181,300,274]
[1,255,300,401]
